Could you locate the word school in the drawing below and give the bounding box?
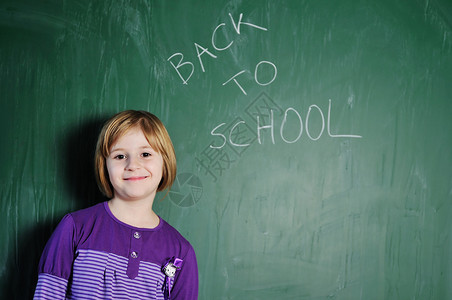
[210,100,362,149]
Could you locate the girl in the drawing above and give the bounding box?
[34,110,198,300]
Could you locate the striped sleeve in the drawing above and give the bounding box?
[34,273,68,299]
[33,214,76,299]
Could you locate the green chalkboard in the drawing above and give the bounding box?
[1,0,452,299]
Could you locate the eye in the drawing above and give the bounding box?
[142,152,152,158]
[113,154,126,160]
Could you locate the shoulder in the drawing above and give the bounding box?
[158,218,195,255]
[63,202,109,245]
[159,219,190,242]
[70,201,105,217]
[68,202,106,224]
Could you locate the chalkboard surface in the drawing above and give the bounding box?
[1,0,452,299]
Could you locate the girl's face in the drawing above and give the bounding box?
[106,127,164,203]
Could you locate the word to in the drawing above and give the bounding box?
[167,13,276,95]
[210,100,362,149]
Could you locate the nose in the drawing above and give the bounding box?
[125,156,140,171]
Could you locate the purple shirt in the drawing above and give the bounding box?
[33,202,198,300]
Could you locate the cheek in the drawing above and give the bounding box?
[106,160,114,176]
[106,160,121,180]
[152,158,165,177]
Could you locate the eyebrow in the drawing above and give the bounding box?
[110,145,154,152]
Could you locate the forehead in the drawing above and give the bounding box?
[111,127,152,148]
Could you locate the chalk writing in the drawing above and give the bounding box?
[223,61,278,95]
[175,12,364,182]
[196,116,257,182]
[244,91,284,124]
[167,12,273,92]
[195,93,280,182]
[210,99,362,149]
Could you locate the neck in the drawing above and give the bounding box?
[108,198,160,229]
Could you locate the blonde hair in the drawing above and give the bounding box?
[94,110,176,198]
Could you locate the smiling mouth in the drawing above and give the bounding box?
[124,176,148,181]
